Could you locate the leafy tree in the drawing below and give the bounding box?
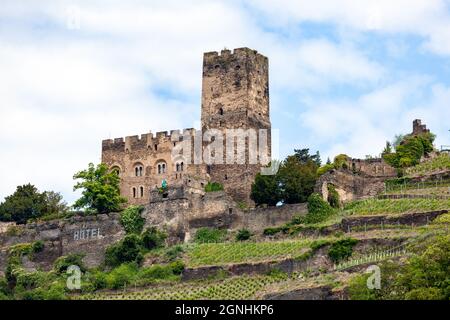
[383,132,435,170]
[43,191,68,215]
[73,163,127,214]
[278,154,318,204]
[250,172,281,206]
[294,148,321,166]
[0,184,47,224]
[382,141,392,154]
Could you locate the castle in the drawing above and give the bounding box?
[101,47,271,205]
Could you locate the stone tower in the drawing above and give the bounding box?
[201,47,271,202]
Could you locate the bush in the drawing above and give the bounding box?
[328,238,358,263]
[235,229,251,241]
[204,182,224,192]
[141,227,167,250]
[165,245,184,261]
[169,260,185,275]
[263,227,281,236]
[305,193,335,224]
[119,206,145,234]
[53,253,86,274]
[105,234,143,267]
[327,185,340,208]
[194,227,226,243]
[105,263,138,289]
[31,241,44,254]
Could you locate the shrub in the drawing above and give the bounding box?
[141,227,167,250]
[119,205,145,234]
[31,241,44,254]
[204,182,224,192]
[169,260,185,275]
[328,238,358,263]
[305,193,335,224]
[263,227,281,236]
[165,245,184,261]
[317,163,335,176]
[235,229,251,241]
[105,234,143,267]
[327,185,340,208]
[54,253,86,274]
[194,227,226,243]
[105,263,138,289]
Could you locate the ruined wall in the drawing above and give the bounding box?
[316,169,392,203]
[347,158,396,178]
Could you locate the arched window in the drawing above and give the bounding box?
[176,163,180,172]
[157,161,167,175]
[134,164,143,177]
[181,162,184,172]
[140,186,144,198]
[218,107,223,115]
[132,187,137,198]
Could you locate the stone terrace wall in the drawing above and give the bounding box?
[0,214,124,274]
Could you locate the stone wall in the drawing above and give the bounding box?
[0,189,304,273]
[315,169,391,203]
[0,214,124,274]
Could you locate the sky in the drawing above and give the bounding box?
[1,0,450,204]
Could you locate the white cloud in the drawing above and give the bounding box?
[248,0,450,55]
[0,0,449,204]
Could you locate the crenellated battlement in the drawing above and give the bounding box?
[203,47,267,66]
[101,47,271,206]
[102,128,199,152]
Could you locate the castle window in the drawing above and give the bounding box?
[218,107,223,115]
[157,162,167,174]
[132,187,136,198]
[225,174,228,180]
[140,186,144,198]
[176,163,180,172]
[181,162,184,171]
[134,164,143,177]
[235,65,240,71]
[214,64,220,69]
[154,144,158,151]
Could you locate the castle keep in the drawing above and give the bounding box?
[101,48,271,205]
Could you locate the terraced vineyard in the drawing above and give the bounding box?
[344,198,450,216]
[185,240,312,267]
[77,273,293,300]
[406,153,450,176]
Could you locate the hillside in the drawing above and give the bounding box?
[1,156,449,301]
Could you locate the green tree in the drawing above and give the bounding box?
[0,184,47,224]
[250,172,281,206]
[278,154,318,204]
[43,191,68,215]
[73,163,127,214]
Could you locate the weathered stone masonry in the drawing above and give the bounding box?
[102,47,271,205]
